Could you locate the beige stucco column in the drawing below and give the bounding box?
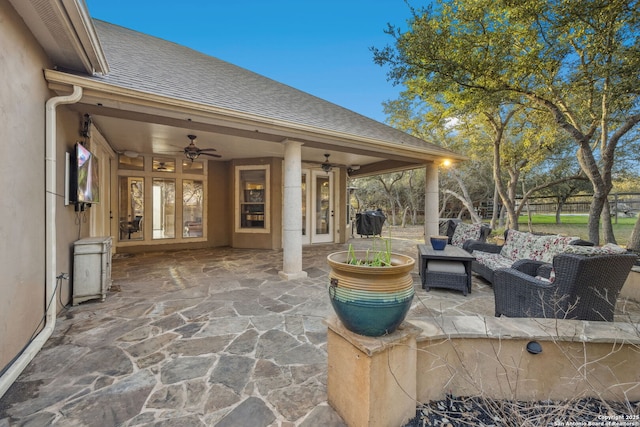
[424,162,439,241]
[279,140,308,280]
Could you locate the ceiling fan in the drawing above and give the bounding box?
[183,134,222,162]
[311,153,353,173]
[321,153,335,172]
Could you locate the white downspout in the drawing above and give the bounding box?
[0,85,83,399]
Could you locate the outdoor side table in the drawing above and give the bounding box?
[417,244,476,296]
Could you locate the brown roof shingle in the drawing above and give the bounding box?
[82,20,456,157]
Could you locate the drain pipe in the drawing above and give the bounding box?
[0,85,83,399]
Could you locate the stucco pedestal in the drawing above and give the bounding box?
[327,314,640,426]
[325,316,420,427]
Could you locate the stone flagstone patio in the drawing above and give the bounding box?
[1,227,638,426]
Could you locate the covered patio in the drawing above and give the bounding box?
[1,228,639,426]
[1,0,463,400]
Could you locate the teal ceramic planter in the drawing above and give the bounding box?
[328,292,413,336]
[327,250,416,337]
[331,286,414,302]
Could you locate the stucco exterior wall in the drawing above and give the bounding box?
[0,0,52,370]
[207,160,231,247]
[55,109,95,305]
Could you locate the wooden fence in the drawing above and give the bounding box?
[516,193,640,217]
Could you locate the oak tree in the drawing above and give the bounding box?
[374,0,640,244]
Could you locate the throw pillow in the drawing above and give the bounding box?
[500,229,528,260]
[561,243,628,256]
[450,222,482,247]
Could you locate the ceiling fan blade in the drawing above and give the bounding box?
[197,148,218,152]
[199,152,222,158]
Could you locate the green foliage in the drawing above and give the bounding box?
[346,238,392,267]
[351,171,427,226]
[613,173,640,193]
[373,0,640,243]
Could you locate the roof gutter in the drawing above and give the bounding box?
[0,85,83,399]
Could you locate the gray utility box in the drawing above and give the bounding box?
[73,236,113,305]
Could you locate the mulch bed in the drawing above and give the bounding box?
[404,395,640,427]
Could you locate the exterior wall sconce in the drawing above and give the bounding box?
[347,165,360,175]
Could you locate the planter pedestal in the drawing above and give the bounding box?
[325,316,420,427]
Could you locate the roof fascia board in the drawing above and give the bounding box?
[9,0,109,74]
[59,0,109,74]
[45,69,465,162]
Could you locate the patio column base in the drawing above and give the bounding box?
[278,270,308,280]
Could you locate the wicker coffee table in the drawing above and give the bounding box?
[417,244,476,296]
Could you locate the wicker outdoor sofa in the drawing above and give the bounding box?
[466,229,593,284]
[493,251,638,321]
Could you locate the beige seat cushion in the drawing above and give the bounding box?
[427,260,466,274]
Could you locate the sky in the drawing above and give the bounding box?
[84,1,418,124]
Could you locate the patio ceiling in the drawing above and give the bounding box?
[69,110,386,171]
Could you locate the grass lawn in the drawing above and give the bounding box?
[505,214,638,246]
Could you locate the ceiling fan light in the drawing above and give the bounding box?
[185,150,200,161]
[321,153,333,173]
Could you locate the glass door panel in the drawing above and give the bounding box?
[301,172,309,244]
[152,178,175,239]
[311,170,333,243]
[183,179,204,237]
[119,177,144,241]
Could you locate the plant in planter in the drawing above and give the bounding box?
[327,238,416,337]
[346,238,392,266]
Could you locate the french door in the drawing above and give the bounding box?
[301,169,334,244]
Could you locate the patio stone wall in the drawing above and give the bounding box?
[326,316,640,427]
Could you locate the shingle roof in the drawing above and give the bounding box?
[84,20,454,157]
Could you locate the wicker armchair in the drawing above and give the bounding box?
[493,253,637,321]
